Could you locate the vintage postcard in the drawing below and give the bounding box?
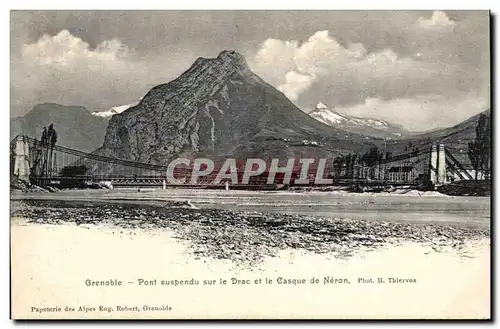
[10,10,490,319]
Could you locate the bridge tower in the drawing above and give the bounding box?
[429,143,448,187]
[437,144,447,185]
[13,135,31,182]
[429,144,438,185]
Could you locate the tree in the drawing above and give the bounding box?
[344,153,357,178]
[40,127,49,176]
[333,155,344,178]
[30,139,43,179]
[468,141,481,180]
[10,141,16,178]
[468,113,491,180]
[361,147,383,167]
[60,165,87,177]
[481,114,491,180]
[59,165,88,188]
[333,153,359,178]
[47,123,58,176]
[360,147,383,179]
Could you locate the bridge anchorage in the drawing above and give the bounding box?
[11,134,474,190]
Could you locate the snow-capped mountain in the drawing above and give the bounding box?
[91,99,141,117]
[309,102,411,139]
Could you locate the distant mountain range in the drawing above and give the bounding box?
[10,51,488,168]
[387,109,490,164]
[308,102,413,139]
[10,103,108,153]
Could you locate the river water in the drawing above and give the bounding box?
[11,188,490,229]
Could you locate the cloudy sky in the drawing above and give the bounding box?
[10,10,489,131]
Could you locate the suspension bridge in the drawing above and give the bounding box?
[10,134,475,189]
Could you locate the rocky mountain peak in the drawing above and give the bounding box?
[315,102,328,111]
[217,50,248,66]
[94,51,374,169]
[189,50,251,78]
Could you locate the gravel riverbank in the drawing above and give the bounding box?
[11,199,489,267]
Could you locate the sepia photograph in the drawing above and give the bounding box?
[9,9,491,319]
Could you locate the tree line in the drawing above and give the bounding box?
[467,113,491,180]
[332,147,391,179]
[30,124,58,179]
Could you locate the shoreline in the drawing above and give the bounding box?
[10,188,491,230]
[10,185,474,197]
[11,186,492,204]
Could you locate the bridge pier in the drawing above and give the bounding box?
[437,144,447,185]
[429,145,438,186]
[13,135,31,182]
[429,143,448,187]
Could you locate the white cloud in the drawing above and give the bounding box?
[292,30,348,74]
[250,30,432,103]
[21,30,130,67]
[277,71,316,101]
[11,30,187,115]
[417,11,456,29]
[253,39,297,79]
[252,30,371,101]
[11,20,487,134]
[249,26,488,131]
